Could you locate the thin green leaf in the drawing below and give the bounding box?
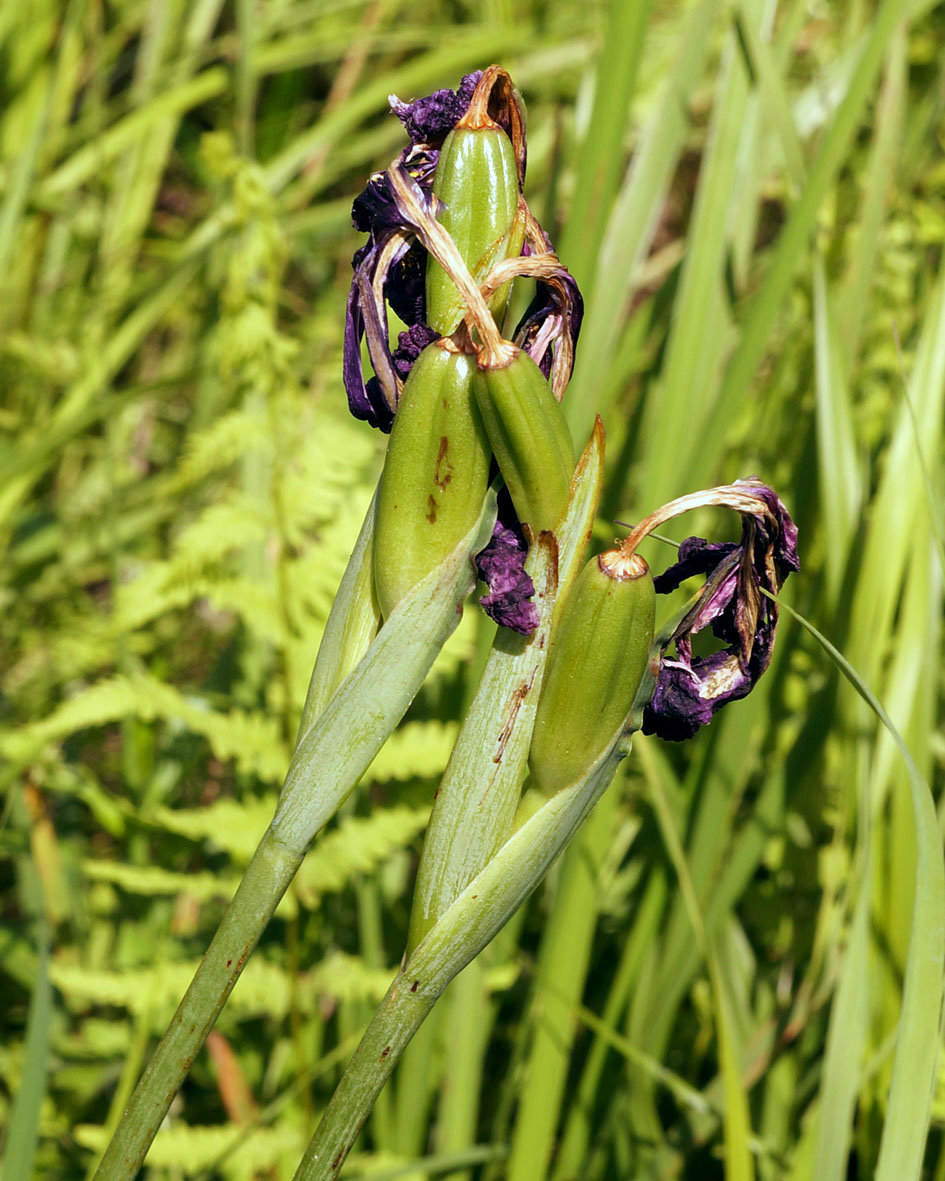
[1,928,52,1181]
[775,597,945,1181]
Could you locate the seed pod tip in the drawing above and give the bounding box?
[599,549,648,581]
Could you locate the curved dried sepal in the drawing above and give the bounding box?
[386,160,504,354]
[455,65,527,187]
[619,482,795,560]
[344,230,416,428]
[620,479,800,742]
[479,244,583,401]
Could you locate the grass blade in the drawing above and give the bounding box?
[1,927,52,1181]
[776,598,945,1180]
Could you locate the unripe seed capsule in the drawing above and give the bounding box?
[473,345,576,535]
[374,341,490,619]
[528,549,656,795]
[426,123,524,337]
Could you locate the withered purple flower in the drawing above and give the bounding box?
[343,75,485,431]
[513,260,585,387]
[345,68,585,637]
[616,480,798,741]
[344,70,582,430]
[475,514,539,635]
[389,72,483,145]
[343,148,440,431]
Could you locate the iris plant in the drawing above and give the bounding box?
[94,67,797,1181]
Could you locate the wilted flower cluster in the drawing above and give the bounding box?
[345,72,799,739]
[345,70,583,633]
[344,72,581,435]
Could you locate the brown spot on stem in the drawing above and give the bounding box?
[433,435,452,491]
[492,676,534,764]
[380,1045,391,1060]
[410,980,420,993]
[426,495,437,523]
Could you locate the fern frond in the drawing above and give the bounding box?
[2,674,288,781]
[115,564,286,645]
[74,1121,305,1178]
[79,859,299,919]
[148,795,276,861]
[294,805,429,907]
[52,950,395,1021]
[171,409,273,491]
[81,860,240,901]
[363,721,458,784]
[172,495,270,566]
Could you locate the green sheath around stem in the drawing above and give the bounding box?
[294,488,381,754]
[294,703,650,1181]
[405,419,607,957]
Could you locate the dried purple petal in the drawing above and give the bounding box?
[476,517,539,635]
[352,149,439,236]
[644,650,755,742]
[343,247,391,431]
[344,145,443,430]
[343,236,410,430]
[389,71,482,146]
[513,268,585,386]
[641,482,798,742]
[390,323,439,382]
[384,240,427,328]
[362,321,439,423]
[652,537,739,594]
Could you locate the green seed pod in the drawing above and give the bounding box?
[473,345,576,535]
[528,549,656,795]
[373,340,490,620]
[426,121,524,337]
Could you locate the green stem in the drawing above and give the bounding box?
[294,971,438,1181]
[94,493,496,1179]
[294,721,643,1179]
[93,828,301,1180]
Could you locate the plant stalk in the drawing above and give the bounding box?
[93,495,497,1179]
[93,828,301,1179]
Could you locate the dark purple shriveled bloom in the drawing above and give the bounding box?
[344,71,581,430]
[389,72,482,145]
[642,481,799,742]
[344,72,482,428]
[344,145,442,432]
[476,515,539,635]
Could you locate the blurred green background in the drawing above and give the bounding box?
[2,0,945,1177]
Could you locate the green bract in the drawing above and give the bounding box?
[473,345,576,536]
[373,340,490,619]
[529,549,655,795]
